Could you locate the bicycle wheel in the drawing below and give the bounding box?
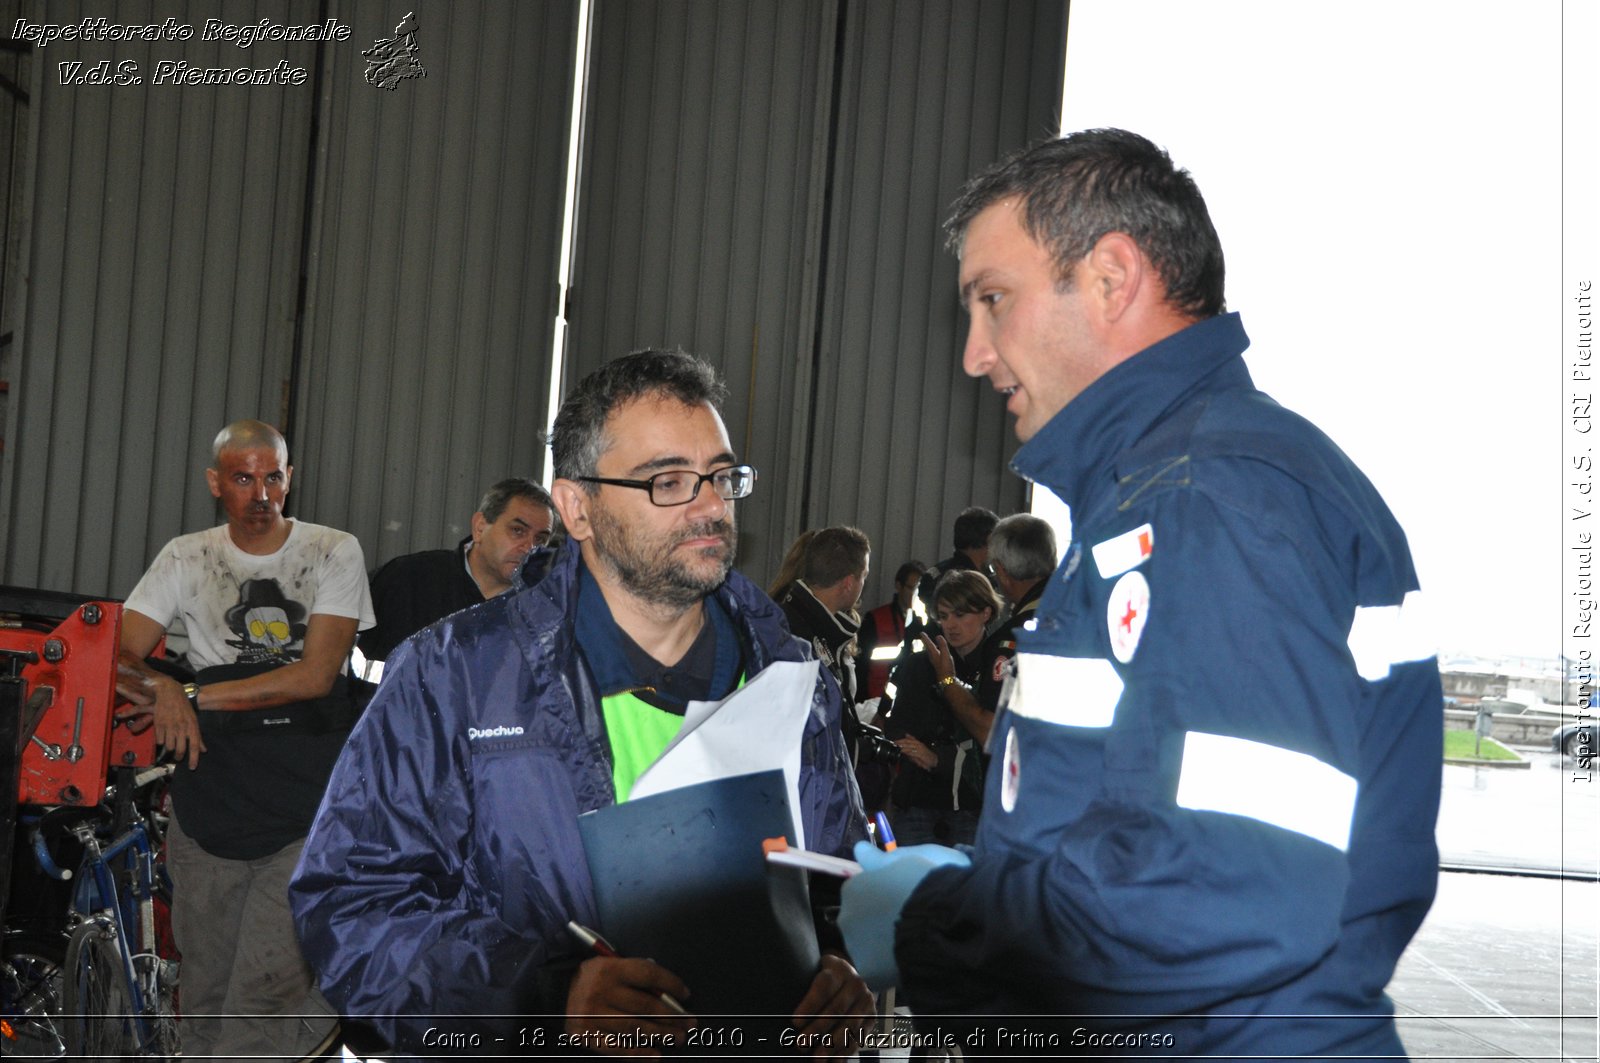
[62,918,137,1059]
[1,931,68,1059]
[130,951,181,1056]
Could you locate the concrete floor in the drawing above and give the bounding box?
[1392,748,1599,1061]
[1391,871,1597,1061]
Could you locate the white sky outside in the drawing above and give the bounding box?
[1037,0,1581,662]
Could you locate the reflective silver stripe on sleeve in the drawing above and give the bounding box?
[1175,731,1358,851]
[1007,653,1123,729]
[1347,590,1436,682]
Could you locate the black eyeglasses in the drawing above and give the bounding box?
[577,464,757,507]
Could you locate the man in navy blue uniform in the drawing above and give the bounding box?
[838,130,1442,1059]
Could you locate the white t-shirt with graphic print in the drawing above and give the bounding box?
[124,520,375,673]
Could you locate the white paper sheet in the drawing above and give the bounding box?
[629,659,819,847]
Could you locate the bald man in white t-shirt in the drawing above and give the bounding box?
[116,418,373,1061]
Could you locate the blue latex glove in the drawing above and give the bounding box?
[838,840,971,991]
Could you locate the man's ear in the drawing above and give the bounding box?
[205,466,222,499]
[550,479,594,542]
[1084,232,1147,324]
[470,510,489,543]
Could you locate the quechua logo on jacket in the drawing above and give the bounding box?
[468,725,526,740]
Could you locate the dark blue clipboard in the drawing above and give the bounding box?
[576,768,819,1017]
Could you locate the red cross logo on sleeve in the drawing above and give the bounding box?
[1107,570,1150,664]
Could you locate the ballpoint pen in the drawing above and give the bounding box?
[873,810,898,852]
[565,920,689,1015]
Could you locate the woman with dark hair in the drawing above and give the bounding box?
[882,569,1003,846]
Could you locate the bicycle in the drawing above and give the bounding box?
[4,762,180,1059]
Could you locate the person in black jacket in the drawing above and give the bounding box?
[883,569,1004,846]
[361,478,555,662]
[777,525,870,703]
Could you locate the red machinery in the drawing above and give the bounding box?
[6,597,157,808]
[3,587,163,922]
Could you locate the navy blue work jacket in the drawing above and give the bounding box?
[897,313,1442,1058]
[288,539,866,1053]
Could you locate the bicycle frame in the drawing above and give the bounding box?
[71,821,165,1045]
[25,764,177,1055]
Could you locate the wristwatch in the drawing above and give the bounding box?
[936,674,961,689]
[181,682,200,710]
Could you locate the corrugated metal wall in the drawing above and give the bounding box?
[0,0,578,593]
[0,0,33,471]
[0,0,321,596]
[293,0,577,564]
[810,0,1064,605]
[569,0,1064,598]
[1,0,1062,602]
[566,0,835,584]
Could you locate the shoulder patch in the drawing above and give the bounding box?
[1092,523,1154,579]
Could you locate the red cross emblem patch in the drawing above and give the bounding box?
[1107,570,1150,664]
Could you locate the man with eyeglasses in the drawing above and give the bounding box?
[291,349,871,1059]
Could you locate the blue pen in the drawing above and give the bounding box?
[873,811,898,852]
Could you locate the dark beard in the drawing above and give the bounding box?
[589,508,736,610]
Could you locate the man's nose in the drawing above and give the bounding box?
[962,321,995,378]
[252,480,269,501]
[687,477,729,521]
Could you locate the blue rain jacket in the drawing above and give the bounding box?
[288,539,866,1052]
[897,314,1442,1058]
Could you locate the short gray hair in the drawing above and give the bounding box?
[477,478,555,526]
[989,514,1057,582]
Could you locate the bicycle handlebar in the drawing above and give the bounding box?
[31,828,71,881]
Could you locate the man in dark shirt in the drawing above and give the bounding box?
[361,478,555,661]
[915,506,998,612]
